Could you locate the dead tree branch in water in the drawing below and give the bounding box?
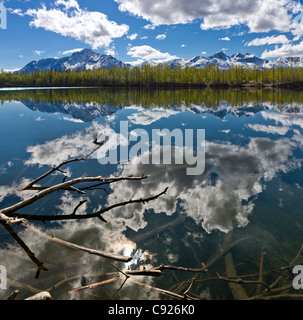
[0,144,168,283]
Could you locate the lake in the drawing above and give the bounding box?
[1,87,303,300]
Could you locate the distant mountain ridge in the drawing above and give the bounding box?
[17,49,303,73]
[18,49,127,73]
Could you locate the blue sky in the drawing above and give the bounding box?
[1,0,303,70]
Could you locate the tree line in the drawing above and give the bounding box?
[1,64,303,88]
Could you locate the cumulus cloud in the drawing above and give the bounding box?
[219,37,231,41]
[246,35,290,47]
[104,135,298,234]
[115,0,294,33]
[261,40,303,59]
[22,0,129,50]
[126,45,179,64]
[156,34,166,40]
[127,33,138,40]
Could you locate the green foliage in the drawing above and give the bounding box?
[1,64,303,89]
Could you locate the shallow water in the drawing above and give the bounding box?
[0,88,303,300]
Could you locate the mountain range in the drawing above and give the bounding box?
[17,49,303,73]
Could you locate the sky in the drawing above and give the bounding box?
[1,0,303,71]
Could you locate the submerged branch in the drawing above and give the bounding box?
[8,187,168,222]
[1,175,149,216]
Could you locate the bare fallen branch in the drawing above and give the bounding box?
[8,187,168,223]
[21,222,133,263]
[2,175,149,215]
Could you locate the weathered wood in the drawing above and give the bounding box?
[25,291,53,300]
[2,175,149,215]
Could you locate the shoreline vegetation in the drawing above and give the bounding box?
[2,64,303,89]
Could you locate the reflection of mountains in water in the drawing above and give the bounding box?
[22,100,125,122]
[21,99,303,122]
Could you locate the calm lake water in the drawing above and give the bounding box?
[1,88,303,300]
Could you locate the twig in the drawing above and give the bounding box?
[183,278,196,298]
[68,277,119,294]
[71,200,87,216]
[127,278,199,300]
[216,272,271,293]
[111,263,130,279]
[21,145,103,191]
[154,263,208,273]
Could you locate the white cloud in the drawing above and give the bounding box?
[23,1,129,50]
[34,50,45,55]
[115,0,294,33]
[246,35,290,47]
[127,45,179,64]
[54,0,80,10]
[261,40,303,59]
[219,37,230,41]
[59,48,84,55]
[156,34,166,40]
[127,33,138,40]
[143,24,156,30]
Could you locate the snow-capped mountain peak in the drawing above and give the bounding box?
[18,49,127,73]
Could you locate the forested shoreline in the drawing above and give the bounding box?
[1,64,303,88]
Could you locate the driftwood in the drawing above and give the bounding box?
[25,291,53,300]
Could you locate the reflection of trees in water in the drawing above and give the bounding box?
[2,88,303,110]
